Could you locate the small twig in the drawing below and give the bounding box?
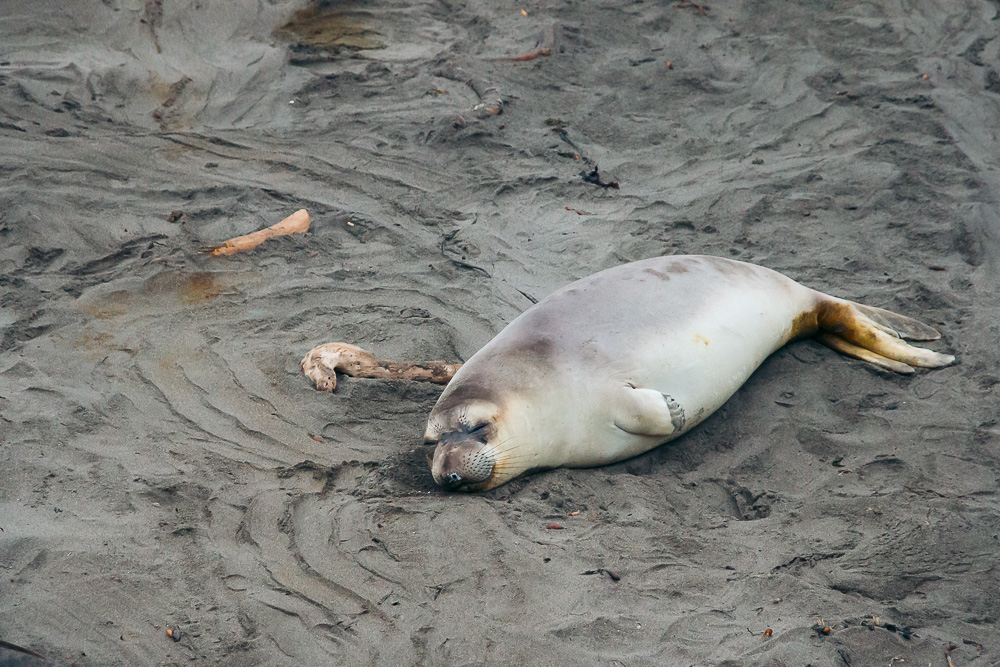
[514,287,538,304]
[551,126,583,153]
[434,62,504,117]
[500,25,555,62]
[945,642,960,667]
[580,568,620,581]
[674,1,710,14]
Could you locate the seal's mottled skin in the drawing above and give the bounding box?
[424,255,954,491]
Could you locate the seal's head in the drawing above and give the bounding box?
[424,389,544,492]
[425,398,505,492]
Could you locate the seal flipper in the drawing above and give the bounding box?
[851,303,942,341]
[816,300,955,371]
[816,333,915,374]
[613,385,686,437]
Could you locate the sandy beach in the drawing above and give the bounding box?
[1,1,998,664]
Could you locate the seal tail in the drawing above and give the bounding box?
[814,299,955,374]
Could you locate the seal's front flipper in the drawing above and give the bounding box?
[816,300,955,372]
[613,385,686,437]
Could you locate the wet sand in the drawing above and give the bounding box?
[1,1,999,664]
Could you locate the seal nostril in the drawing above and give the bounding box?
[439,471,466,490]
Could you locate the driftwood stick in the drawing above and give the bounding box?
[434,62,504,117]
[205,209,310,256]
[500,25,555,62]
[301,342,461,392]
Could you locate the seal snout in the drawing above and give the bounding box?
[431,436,496,491]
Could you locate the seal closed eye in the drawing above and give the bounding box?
[302,255,955,492]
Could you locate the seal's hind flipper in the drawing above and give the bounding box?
[851,303,942,341]
[816,300,955,372]
[816,333,915,374]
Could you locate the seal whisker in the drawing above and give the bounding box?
[491,454,543,468]
[481,444,537,468]
[481,442,523,458]
[489,449,538,462]
[477,435,525,458]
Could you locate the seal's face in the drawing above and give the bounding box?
[424,399,516,492]
[429,422,497,491]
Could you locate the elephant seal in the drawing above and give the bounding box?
[420,255,954,491]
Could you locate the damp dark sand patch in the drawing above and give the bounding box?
[275,1,385,55]
[76,270,243,321]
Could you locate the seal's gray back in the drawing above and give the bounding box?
[444,255,818,422]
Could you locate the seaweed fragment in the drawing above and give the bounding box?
[580,163,620,189]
